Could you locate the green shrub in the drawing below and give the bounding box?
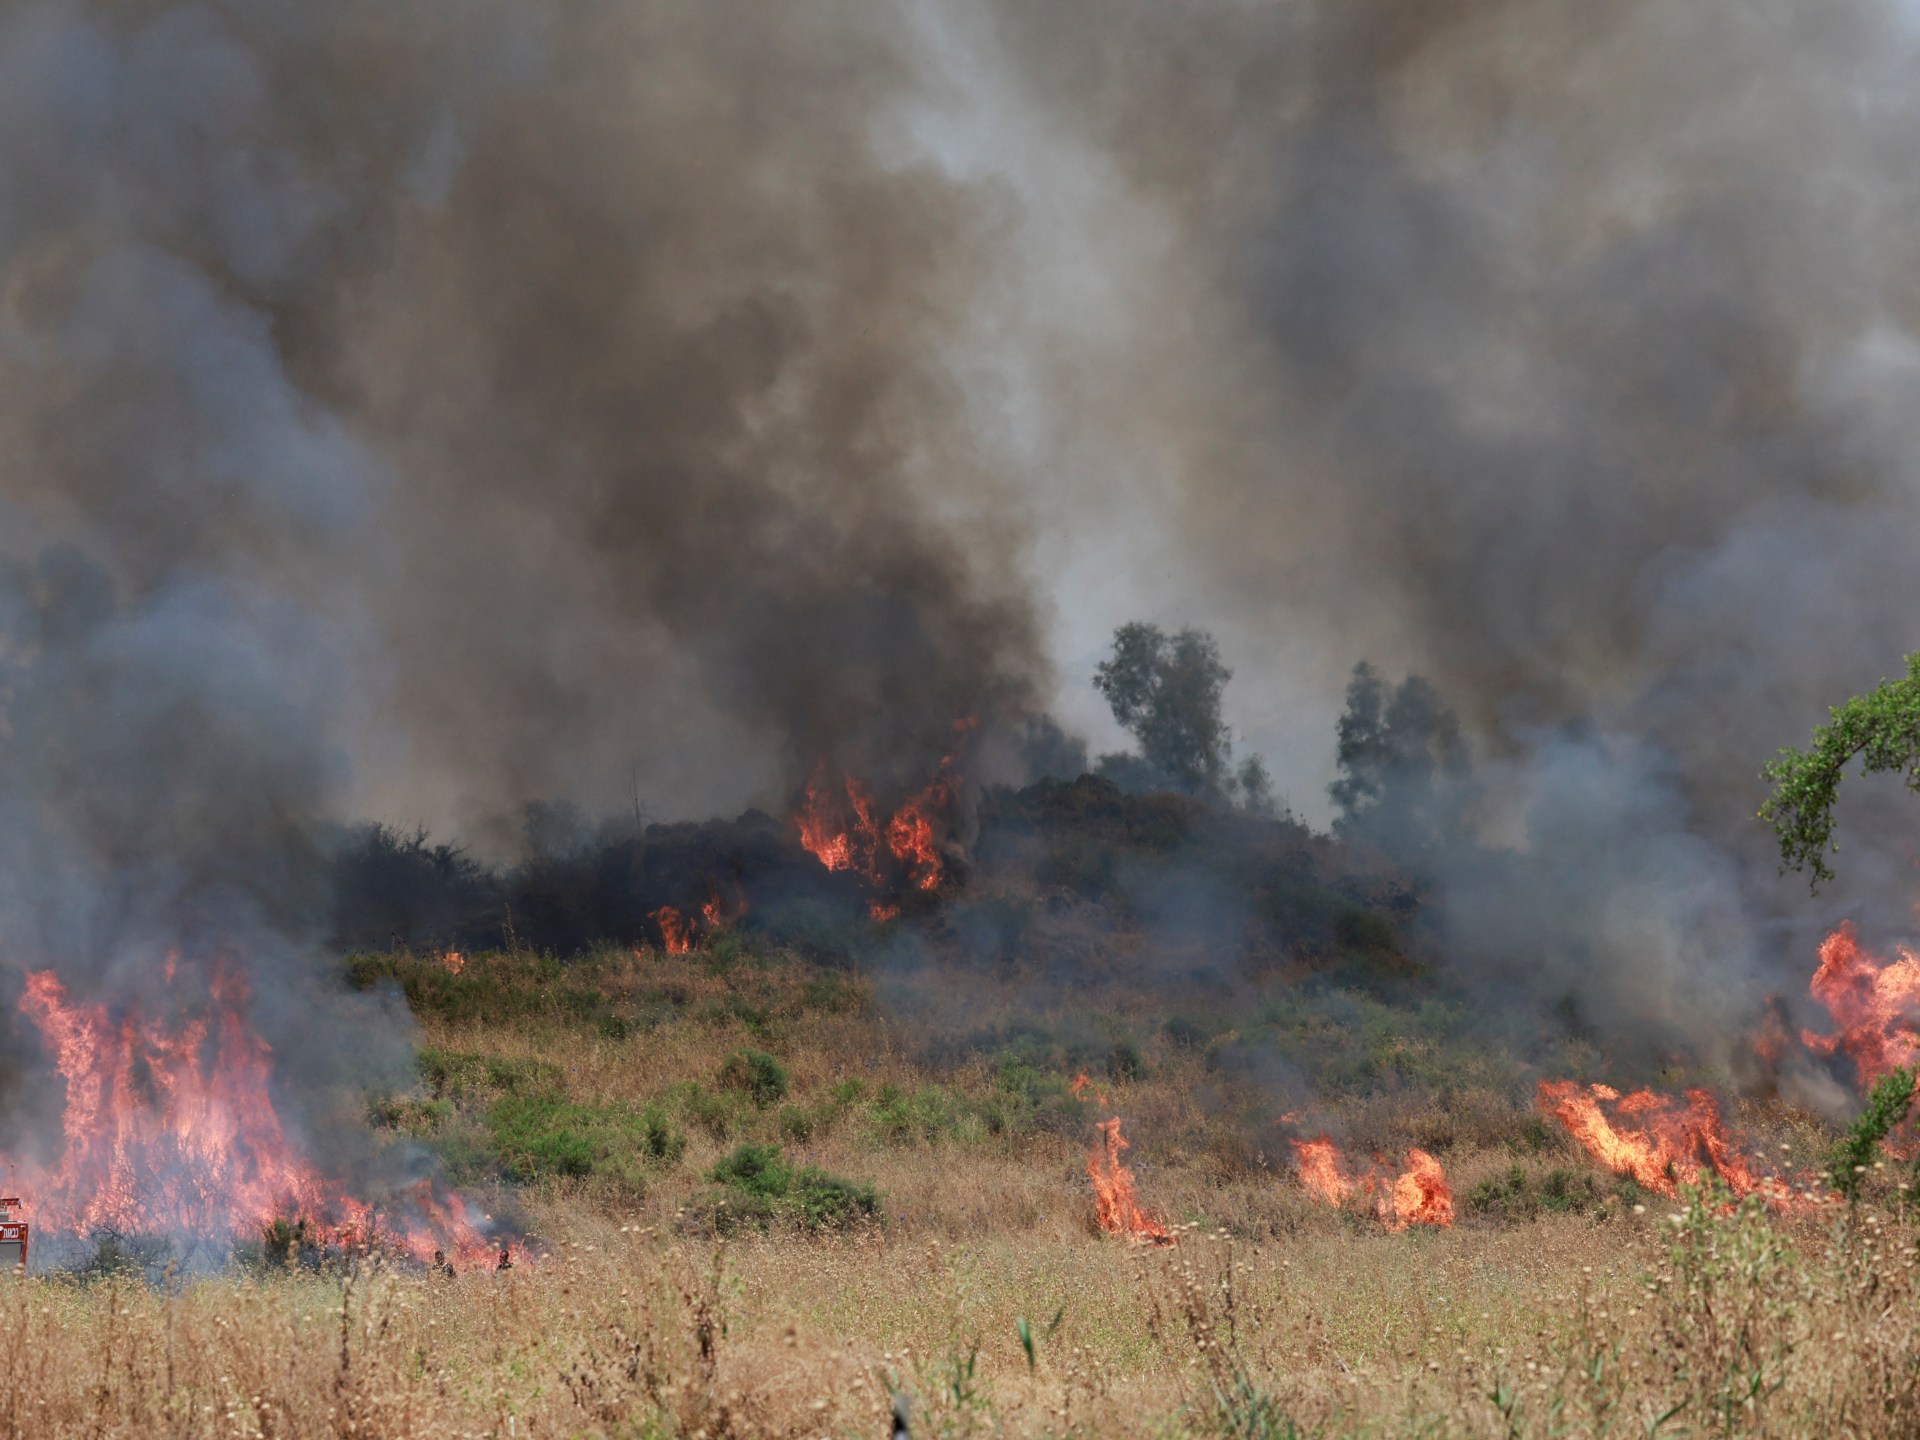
[798,975,871,1015]
[709,1142,792,1198]
[717,1049,790,1108]
[368,1095,454,1137]
[870,1083,961,1146]
[703,1144,879,1233]
[1829,1066,1916,1198]
[1468,1164,1604,1222]
[777,1105,815,1143]
[417,1047,563,1102]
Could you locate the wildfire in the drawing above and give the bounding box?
[1287,1136,1454,1229]
[439,950,466,976]
[652,906,696,955]
[1069,1071,1111,1107]
[1291,1137,1353,1206]
[3,967,499,1268]
[1801,921,1920,1086]
[649,892,740,955]
[1386,1149,1455,1230]
[794,721,975,910]
[1087,1116,1173,1245]
[1534,1079,1807,1203]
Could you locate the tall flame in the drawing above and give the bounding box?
[3,968,498,1267]
[1087,1116,1173,1245]
[1801,921,1920,1086]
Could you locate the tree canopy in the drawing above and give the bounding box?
[1761,653,1920,891]
[1329,661,1469,861]
[1093,622,1235,796]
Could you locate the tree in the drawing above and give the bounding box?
[1761,653,1920,891]
[1093,623,1235,796]
[1329,662,1469,859]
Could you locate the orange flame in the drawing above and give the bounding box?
[1801,922,1920,1087]
[1087,1116,1172,1245]
[1536,1079,1797,1202]
[1290,1137,1354,1206]
[4,969,498,1267]
[1384,1149,1454,1231]
[1288,1136,1453,1228]
[652,906,696,955]
[1069,1071,1111,1108]
[439,950,466,976]
[793,721,976,908]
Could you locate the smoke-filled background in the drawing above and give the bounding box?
[4,0,1920,1137]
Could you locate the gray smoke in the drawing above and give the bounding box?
[4,0,1916,1141]
[0,0,1049,1194]
[973,0,1920,1069]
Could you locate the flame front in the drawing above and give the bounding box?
[1534,1080,1796,1202]
[1288,1136,1453,1228]
[5,968,497,1267]
[1801,921,1920,1086]
[1087,1116,1173,1245]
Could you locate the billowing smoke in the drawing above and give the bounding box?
[0,0,1048,1225]
[6,0,1919,1194]
[977,0,1920,1068]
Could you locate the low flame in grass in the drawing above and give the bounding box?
[794,722,975,910]
[1535,1079,1816,1205]
[1802,922,1920,1087]
[1287,1136,1453,1228]
[439,950,466,976]
[4,968,498,1267]
[1087,1117,1173,1245]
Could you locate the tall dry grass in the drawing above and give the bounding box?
[9,943,1909,1436]
[4,1189,1920,1437]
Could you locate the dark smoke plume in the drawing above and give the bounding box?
[982,0,1920,1068]
[0,1,1047,1201]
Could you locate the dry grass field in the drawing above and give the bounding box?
[10,945,1917,1438]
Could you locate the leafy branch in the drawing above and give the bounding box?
[1759,653,1920,890]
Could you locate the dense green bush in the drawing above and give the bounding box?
[717,1049,790,1108]
[702,1144,878,1232]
